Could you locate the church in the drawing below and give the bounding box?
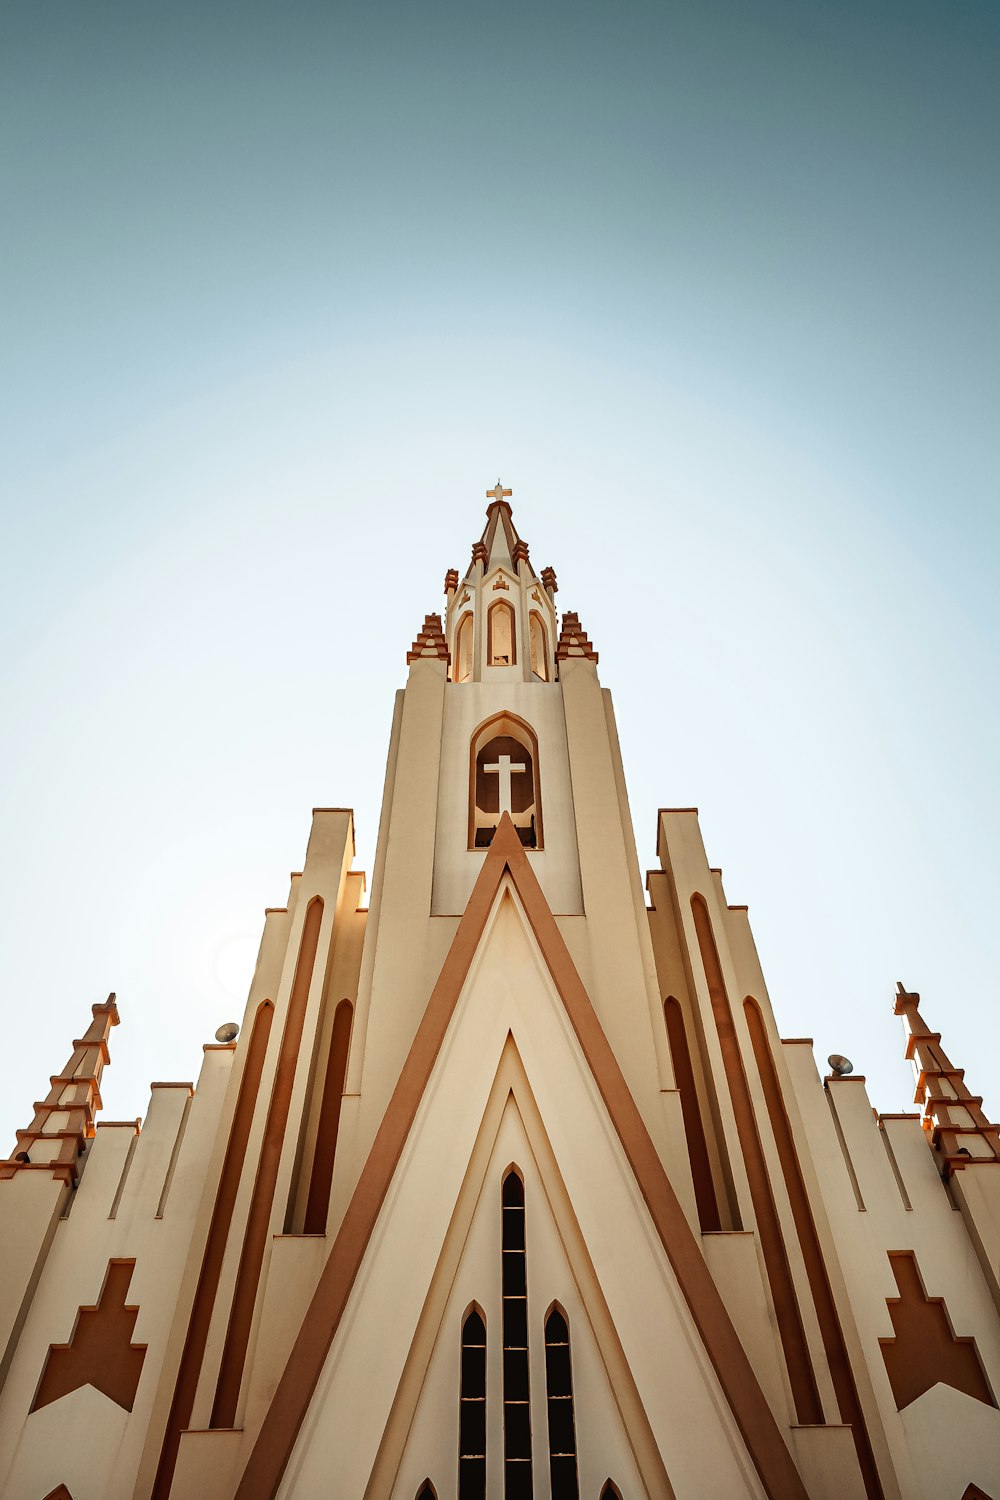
[1,487,998,1500]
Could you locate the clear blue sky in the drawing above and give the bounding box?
[1,0,998,1148]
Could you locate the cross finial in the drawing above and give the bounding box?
[487,480,512,504]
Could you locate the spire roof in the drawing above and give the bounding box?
[466,481,535,580]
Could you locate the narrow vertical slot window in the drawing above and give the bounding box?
[459,1308,487,1499]
[502,1170,532,1499]
[544,1307,579,1499]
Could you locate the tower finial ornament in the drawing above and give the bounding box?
[487,480,512,503]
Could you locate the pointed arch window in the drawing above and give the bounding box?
[600,1485,623,1499]
[415,1485,438,1500]
[529,611,549,681]
[544,1307,579,1498]
[454,613,473,683]
[502,1170,533,1497]
[459,1308,487,1499]
[469,712,542,850]
[488,600,516,666]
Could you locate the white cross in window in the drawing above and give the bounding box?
[483,754,527,815]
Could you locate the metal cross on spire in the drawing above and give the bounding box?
[486,480,512,503]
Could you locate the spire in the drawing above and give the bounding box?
[5,994,119,1185]
[895,982,1000,1176]
[556,610,599,663]
[406,613,450,665]
[466,481,535,580]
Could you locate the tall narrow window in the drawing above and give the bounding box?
[529,612,549,681]
[544,1307,579,1499]
[488,601,516,666]
[502,1171,532,1498]
[459,1309,487,1499]
[455,613,473,683]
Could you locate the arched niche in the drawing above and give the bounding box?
[529,610,549,681]
[487,599,516,666]
[468,712,542,850]
[454,613,473,683]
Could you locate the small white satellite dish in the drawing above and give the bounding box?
[215,1021,240,1044]
[828,1054,854,1077]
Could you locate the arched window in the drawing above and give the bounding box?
[529,612,549,681]
[459,1309,487,1499]
[544,1307,579,1499]
[502,1170,532,1496]
[488,600,516,666]
[600,1484,623,1499]
[455,613,473,683]
[414,1485,437,1500]
[469,713,542,850]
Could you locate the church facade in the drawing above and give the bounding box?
[1,488,999,1500]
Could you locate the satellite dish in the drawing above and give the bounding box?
[828,1054,854,1077]
[215,1021,240,1044]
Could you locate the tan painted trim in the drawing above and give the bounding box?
[303,1000,354,1234]
[234,818,808,1500]
[212,897,325,1427]
[691,895,822,1426]
[150,999,275,1500]
[745,998,884,1498]
[32,1259,146,1414]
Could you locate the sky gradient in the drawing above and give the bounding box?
[1,0,998,1147]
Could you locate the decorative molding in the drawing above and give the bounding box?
[4,996,118,1186]
[32,1260,146,1414]
[895,984,1000,1174]
[406,614,450,665]
[879,1251,996,1410]
[555,611,598,663]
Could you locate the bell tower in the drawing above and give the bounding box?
[444,482,558,686]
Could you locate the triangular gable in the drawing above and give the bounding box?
[375,1064,665,1498]
[234,815,807,1500]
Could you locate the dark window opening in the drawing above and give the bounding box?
[459,1309,487,1500]
[502,1171,533,1496]
[545,1307,579,1499]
